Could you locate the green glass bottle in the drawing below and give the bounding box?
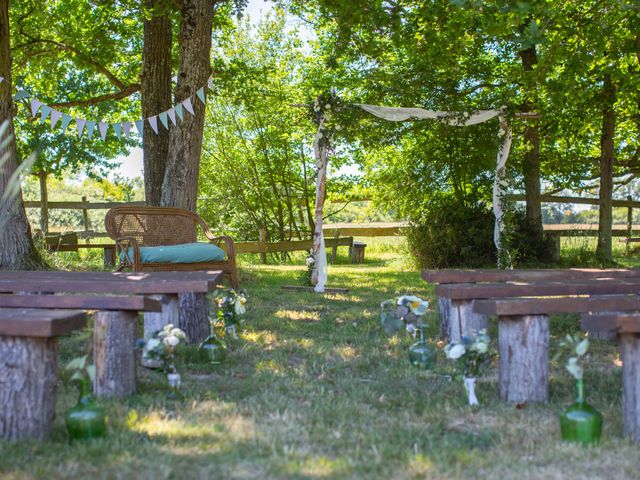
[199,323,227,364]
[408,326,435,369]
[560,379,602,445]
[65,379,107,440]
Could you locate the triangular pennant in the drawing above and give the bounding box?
[86,121,96,139]
[15,90,31,101]
[60,114,73,132]
[207,76,214,90]
[50,110,62,129]
[182,98,194,115]
[148,116,159,134]
[134,119,144,136]
[158,111,169,129]
[30,99,42,117]
[122,122,131,138]
[112,123,122,139]
[175,104,184,121]
[167,108,177,125]
[98,121,108,140]
[0,76,3,83]
[196,87,206,104]
[76,118,86,137]
[40,105,52,124]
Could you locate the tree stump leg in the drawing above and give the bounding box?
[143,294,179,338]
[448,299,489,342]
[178,292,209,344]
[94,310,137,398]
[0,336,58,440]
[438,296,451,340]
[621,332,640,444]
[499,314,549,404]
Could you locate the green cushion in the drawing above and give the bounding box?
[122,242,225,264]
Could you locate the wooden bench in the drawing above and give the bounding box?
[581,313,640,444]
[0,308,86,440]
[0,271,221,398]
[473,294,640,405]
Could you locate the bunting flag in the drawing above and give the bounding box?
[134,119,144,136]
[196,87,206,104]
[148,115,159,134]
[158,111,169,130]
[50,110,62,129]
[11,74,214,142]
[76,118,86,137]
[0,76,3,83]
[30,99,42,117]
[60,113,73,132]
[98,121,108,140]
[86,121,96,139]
[182,98,194,115]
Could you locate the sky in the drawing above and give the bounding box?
[112,0,275,180]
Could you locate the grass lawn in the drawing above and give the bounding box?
[1,238,640,479]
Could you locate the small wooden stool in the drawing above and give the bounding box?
[349,241,367,263]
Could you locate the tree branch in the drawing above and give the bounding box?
[49,84,140,108]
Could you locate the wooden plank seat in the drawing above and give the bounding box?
[0,308,86,440]
[0,271,221,398]
[581,313,640,444]
[473,295,640,405]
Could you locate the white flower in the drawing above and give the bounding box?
[575,338,589,356]
[566,357,583,380]
[446,343,466,360]
[397,295,429,315]
[325,103,331,109]
[406,323,417,336]
[234,300,246,316]
[473,341,488,354]
[306,256,315,266]
[170,328,186,340]
[334,124,342,131]
[163,335,180,347]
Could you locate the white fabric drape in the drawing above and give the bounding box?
[312,118,328,292]
[357,104,502,126]
[357,104,511,262]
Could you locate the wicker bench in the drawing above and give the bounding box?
[105,206,238,288]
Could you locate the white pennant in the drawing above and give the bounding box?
[148,115,159,134]
[30,99,42,117]
[50,110,62,129]
[98,121,108,140]
[0,76,3,83]
[134,119,144,136]
[207,77,214,90]
[167,108,177,125]
[122,122,131,138]
[76,118,86,137]
[182,98,194,115]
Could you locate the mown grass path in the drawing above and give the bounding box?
[2,243,640,479]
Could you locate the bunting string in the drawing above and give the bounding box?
[0,74,213,142]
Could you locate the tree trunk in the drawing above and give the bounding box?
[178,292,209,344]
[0,335,58,440]
[621,333,640,444]
[0,0,42,269]
[498,314,549,404]
[93,311,137,398]
[38,171,48,233]
[160,0,214,211]
[596,73,616,262]
[518,38,543,240]
[142,0,173,206]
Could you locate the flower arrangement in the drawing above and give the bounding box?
[299,250,315,286]
[380,294,429,336]
[444,330,492,406]
[143,324,187,374]
[309,91,345,151]
[558,334,590,380]
[211,288,248,339]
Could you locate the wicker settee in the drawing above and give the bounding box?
[105,206,238,288]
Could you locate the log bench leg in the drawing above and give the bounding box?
[143,293,208,344]
[94,310,137,398]
[446,299,489,343]
[499,314,549,404]
[0,336,58,440]
[143,294,180,339]
[438,296,451,340]
[621,333,640,443]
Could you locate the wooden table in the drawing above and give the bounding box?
[0,271,222,398]
[0,308,86,440]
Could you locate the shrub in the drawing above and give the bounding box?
[406,194,496,268]
[505,209,556,266]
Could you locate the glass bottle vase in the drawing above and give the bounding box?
[199,324,227,364]
[65,379,107,440]
[408,326,435,369]
[560,379,602,445]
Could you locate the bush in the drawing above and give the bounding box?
[505,209,556,266]
[406,194,496,268]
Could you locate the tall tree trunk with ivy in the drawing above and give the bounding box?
[596,73,616,262]
[518,34,543,243]
[0,0,41,269]
[142,0,173,206]
[160,0,214,211]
